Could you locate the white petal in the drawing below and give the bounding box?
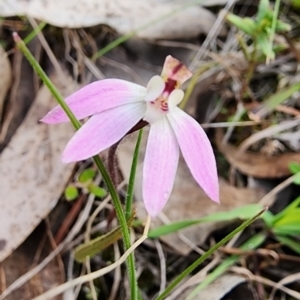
[143,102,164,124]
[145,75,165,101]
[168,89,184,112]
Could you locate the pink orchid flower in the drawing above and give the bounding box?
[41,56,219,217]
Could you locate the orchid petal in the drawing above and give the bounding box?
[168,89,184,112]
[161,55,193,85]
[167,108,219,203]
[62,102,146,163]
[145,75,165,101]
[143,117,179,217]
[41,79,146,124]
[143,102,164,124]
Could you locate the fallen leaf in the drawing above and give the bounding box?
[0,0,227,39]
[221,282,256,300]
[0,72,76,262]
[0,46,12,124]
[277,131,300,152]
[118,129,266,255]
[1,227,64,300]
[180,274,246,300]
[216,129,300,178]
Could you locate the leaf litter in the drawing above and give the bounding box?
[0,45,11,125]
[0,0,228,39]
[0,70,78,263]
[1,0,300,299]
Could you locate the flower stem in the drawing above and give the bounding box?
[107,141,121,187]
[12,34,81,130]
[13,32,138,299]
[125,129,143,220]
[155,207,267,300]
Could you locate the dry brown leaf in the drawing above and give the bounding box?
[0,73,77,262]
[1,232,64,300]
[216,129,300,178]
[118,129,265,255]
[0,0,227,39]
[0,46,12,124]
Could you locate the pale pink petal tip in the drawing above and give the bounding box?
[40,79,146,124]
[206,179,220,204]
[12,32,21,42]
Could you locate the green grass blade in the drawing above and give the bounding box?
[23,21,47,44]
[276,235,300,254]
[155,208,267,300]
[149,204,263,238]
[256,83,300,118]
[92,0,217,60]
[125,129,143,220]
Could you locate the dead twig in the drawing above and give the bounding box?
[54,194,86,244]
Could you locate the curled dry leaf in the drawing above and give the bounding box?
[0,46,12,124]
[118,129,266,255]
[216,129,300,178]
[0,73,77,262]
[0,0,227,39]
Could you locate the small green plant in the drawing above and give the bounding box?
[64,168,107,201]
[224,0,292,110]
[82,285,100,300]
[226,0,290,62]
[289,161,300,184]
[64,185,79,201]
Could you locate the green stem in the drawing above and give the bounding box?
[155,208,267,300]
[124,129,144,298]
[13,34,81,129]
[125,129,143,220]
[13,33,138,299]
[240,44,257,100]
[236,33,250,61]
[268,0,281,63]
[92,33,133,60]
[23,21,47,44]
